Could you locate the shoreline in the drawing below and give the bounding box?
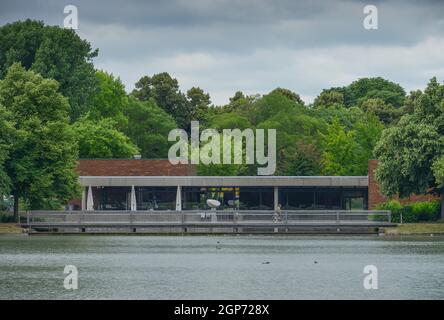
[383,223,444,236]
[3,223,444,236]
[0,223,23,234]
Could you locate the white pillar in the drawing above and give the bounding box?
[130,185,137,211]
[81,188,86,211]
[86,185,94,211]
[176,186,182,211]
[274,186,279,211]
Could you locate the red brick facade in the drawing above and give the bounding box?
[77,159,197,176]
[368,159,438,209]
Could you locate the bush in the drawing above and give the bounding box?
[376,200,402,223]
[411,201,440,221]
[376,200,440,223]
[0,212,16,223]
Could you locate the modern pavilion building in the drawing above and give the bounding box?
[68,159,428,212]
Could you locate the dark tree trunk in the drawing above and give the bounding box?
[13,193,19,223]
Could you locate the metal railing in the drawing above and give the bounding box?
[22,210,392,230]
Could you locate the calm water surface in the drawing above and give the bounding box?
[1,234,444,299]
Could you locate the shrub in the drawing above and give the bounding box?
[376,200,440,223]
[0,212,16,223]
[411,201,440,221]
[376,200,402,223]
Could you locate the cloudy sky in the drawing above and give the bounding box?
[1,0,444,105]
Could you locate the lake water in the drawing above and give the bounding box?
[1,234,444,299]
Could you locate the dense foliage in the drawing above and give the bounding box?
[376,200,440,223]
[0,19,443,214]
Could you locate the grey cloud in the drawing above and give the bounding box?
[1,0,444,104]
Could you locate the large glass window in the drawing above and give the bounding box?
[98,187,130,210]
[279,188,314,209]
[136,187,176,210]
[279,187,367,210]
[182,187,240,210]
[315,189,342,209]
[238,187,273,210]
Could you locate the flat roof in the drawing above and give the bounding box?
[79,176,368,187]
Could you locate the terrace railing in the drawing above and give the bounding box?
[22,209,392,231]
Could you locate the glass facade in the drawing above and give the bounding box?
[279,187,367,210]
[97,187,130,210]
[238,187,274,210]
[135,187,177,210]
[92,186,368,211]
[182,187,239,210]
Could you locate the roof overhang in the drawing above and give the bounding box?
[79,176,368,187]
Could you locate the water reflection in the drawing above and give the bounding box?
[0,235,443,299]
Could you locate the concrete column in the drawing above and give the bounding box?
[176,186,182,211]
[274,186,279,211]
[81,188,86,211]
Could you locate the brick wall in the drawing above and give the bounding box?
[77,159,197,176]
[368,159,438,209]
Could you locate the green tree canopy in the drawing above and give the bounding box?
[0,63,80,217]
[86,70,128,130]
[186,86,212,127]
[374,77,444,217]
[123,97,177,159]
[343,77,406,108]
[132,72,194,130]
[73,118,139,159]
[0,105,15,195]
[0,19,98,121]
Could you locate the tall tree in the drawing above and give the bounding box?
[0,63,81,219]
[73,118,139,159]
[320,118,361,176]
[87,70,128,130]
[123,97,177,158]
[374,77,444,218]
[343,77,406,108]
[0,105,15,196]
[0,20,98,121]
[186,86,211,127]
[132,72,191,129]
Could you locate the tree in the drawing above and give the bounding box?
[0,105,15,196]
[132,72,191,129]
[73,118,139,159]
[276,142,321,176]
[320,119,361,176]
[270,88,305,105]
[313,90,344,108]
[86,70,128,130]
[123,97,177,158]
[0,63,80,219]
[186,87,211,127]
[360,98,403,125]
[342,77,406,108]
[0,20,98,121]
[374,77,444,218]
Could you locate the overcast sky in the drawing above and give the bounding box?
[1,0,444,105]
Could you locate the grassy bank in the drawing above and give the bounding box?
[385,223,444,235]
[0,223,23,234]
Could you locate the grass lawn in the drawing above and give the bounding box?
[385,222,444,235]
[0,223,23,234]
